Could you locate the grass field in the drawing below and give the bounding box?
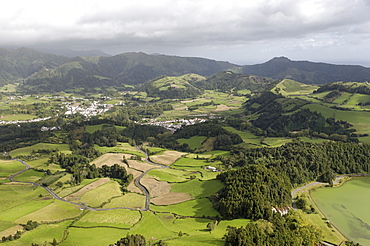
[61,226,125,246]
[85,124,104,133]
[74,209,141,228]
[151,198,220,217]
[223,127,261,146]
[10,143,71,157]
[170,179,223,198]
[172,157,207,168]
[78,181,123,208]
[311,177,370,245]
[0,186,52,222]
[128,211,177,240]
[147,168,201,182]
[1,220,71,246]
[177,136,207,149]
[14,169,44,182]
[0,160,26,177]
[303,103,370,134]
[103,193,146,209]
[15,199,82,223]
[0,114,36,121]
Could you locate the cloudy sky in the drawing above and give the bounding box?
[1,0,370,66]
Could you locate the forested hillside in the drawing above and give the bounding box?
[192,71,276,93]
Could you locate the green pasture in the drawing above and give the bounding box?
[346,93,370,105]
[103,193,146,209]
[10,143,71,157]
[358,135,370,144]
[298,137,329,144]
[14,169,44,182]
[15,199,82,224]
[311,91,331,99]
[201,150,230,157]
[223,126,261,145]
[85,124,126,134]
[147,168,201,183]
[151,198,220,217]
[0,114,36,121]
[147,146,166,154]
[0,220,17,232]
[37,172,66,186]
[76,181,122,208]
[311,177,370,245]
[172,157,207,168]
[0,160,25,177]
[303,103,370,134]
[128,211,176,240]
[273,79,318,96]
[332,92,352,104]
[262,137,293,147]
[61,226,124,246]
[85,124,104,133]
[0,185,52,221]
[74,209,141,228]
[177,136,207,149]
[166,218,250,246]
[171,179,223,198]
[198,169,220,180]
[1,220,71,246]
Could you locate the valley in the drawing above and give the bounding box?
[1,51,370,245]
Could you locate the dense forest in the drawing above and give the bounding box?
[244,92,357,141]
[213,165,292,220]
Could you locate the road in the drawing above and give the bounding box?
[9,159,142,211]
[135,146,168,210]
[8,146,169,212]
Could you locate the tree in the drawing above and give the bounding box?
[207,222,215,231]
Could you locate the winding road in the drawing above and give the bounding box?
[8,146,166,212]
[135,146,169,210]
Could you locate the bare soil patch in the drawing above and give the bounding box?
[91,153,132,167]
[0,225,24,238]
[140,178,171,197]
[127,160,157,172]
[174,106,188,111]
[65,178,110,200]
[151,192,192,205]
[213,104,237,112]
[150,151,186,166]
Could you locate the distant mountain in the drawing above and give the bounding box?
[192,71,276,93]
[242,57,370,85]
[0,48,239,92]
[0,47,71,85]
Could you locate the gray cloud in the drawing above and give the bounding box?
[1,0,370,65]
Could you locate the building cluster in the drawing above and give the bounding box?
[144,118,206,132]
[63,101,114,117]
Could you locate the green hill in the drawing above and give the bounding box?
[271,79,319,96]
[192,71,276,93]
[140,74,205,99]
